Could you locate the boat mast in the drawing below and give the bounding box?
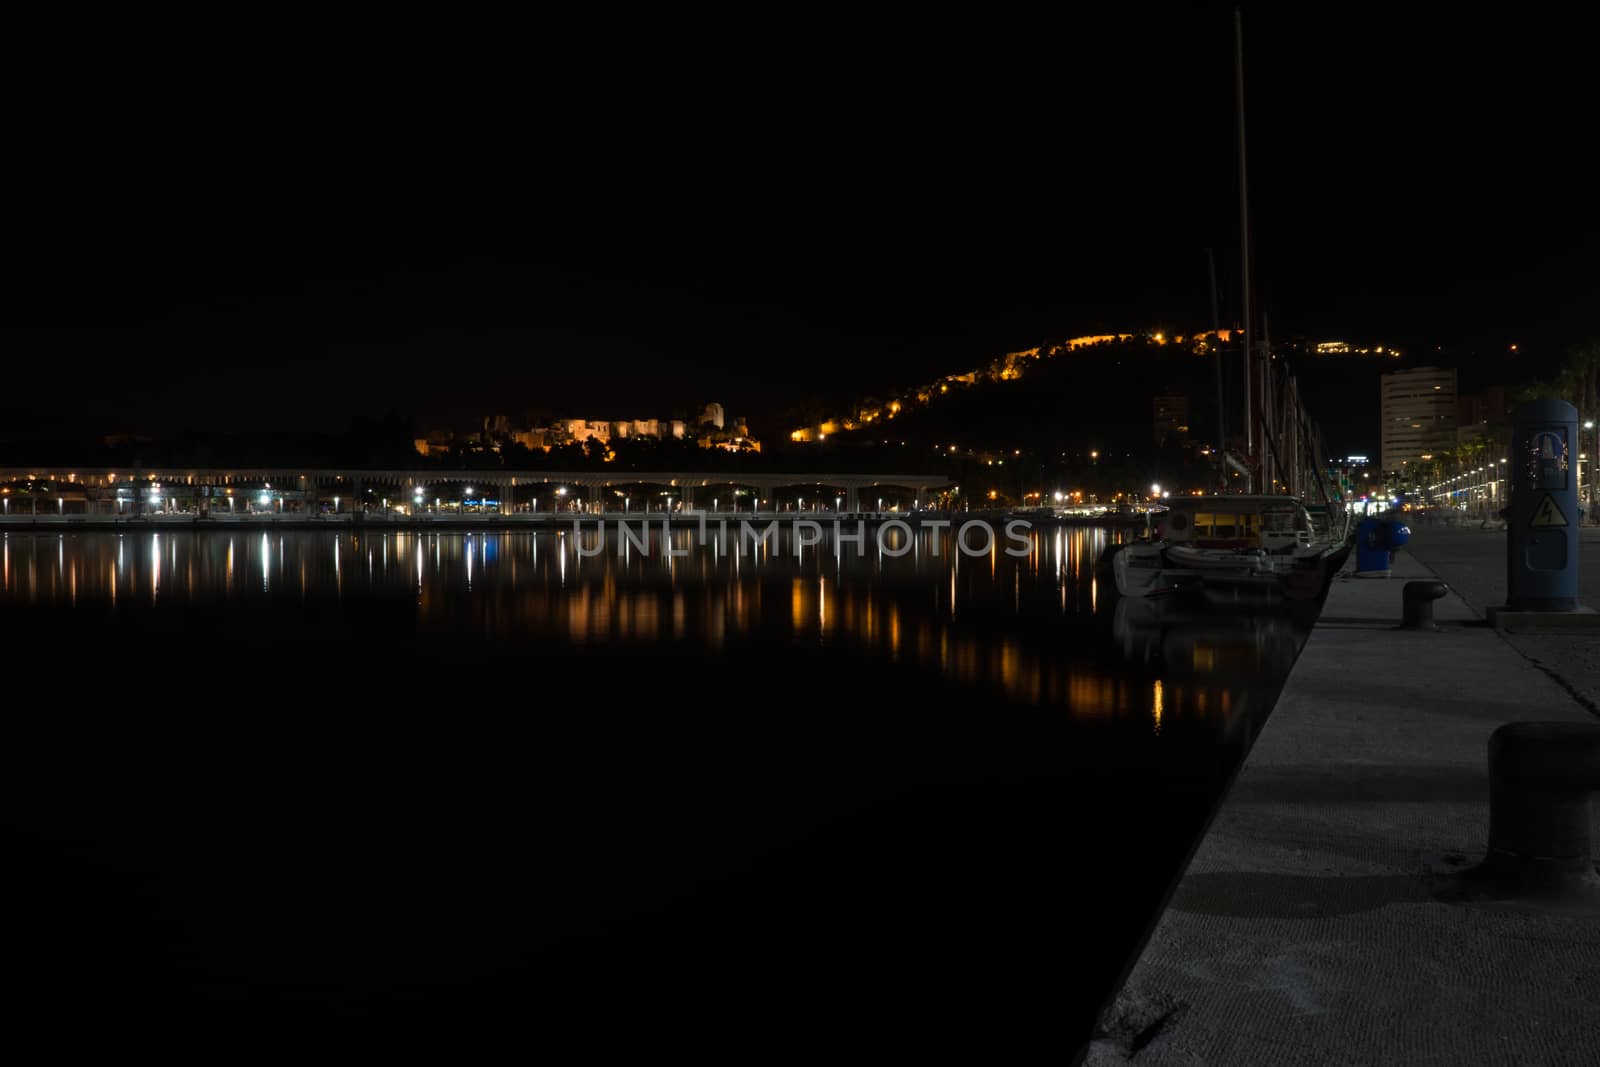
[1207,247,1227,490]
[1262,312,1274,490]
[1234,4,1255,493]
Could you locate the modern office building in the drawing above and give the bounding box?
[1381,366,1457,474]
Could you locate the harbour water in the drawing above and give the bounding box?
[1,526,1318,1048]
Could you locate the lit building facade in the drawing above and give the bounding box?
[1381,366,1457,474]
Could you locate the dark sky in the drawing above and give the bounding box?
[4,8,1596,439]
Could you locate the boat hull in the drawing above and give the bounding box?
[1112,540,1347,603]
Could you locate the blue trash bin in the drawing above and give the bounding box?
[1355,515,1411,576]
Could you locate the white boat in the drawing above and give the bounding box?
[1112,495,1348,602]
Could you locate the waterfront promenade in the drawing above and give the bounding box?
[1088,527,1600,1065]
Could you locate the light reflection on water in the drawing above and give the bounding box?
[0,527,1310,725]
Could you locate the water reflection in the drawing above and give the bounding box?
[0,527,1312,725]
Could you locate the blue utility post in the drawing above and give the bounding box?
[1506,398,1580,611]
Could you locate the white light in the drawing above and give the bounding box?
[1150,484,1161,496]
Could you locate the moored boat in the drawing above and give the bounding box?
[1112,495,1348,603]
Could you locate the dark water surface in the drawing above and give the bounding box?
[1,526,1314,1050]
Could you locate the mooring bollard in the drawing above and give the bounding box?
[1401,579,1448,630]
[1477,721,1600,901]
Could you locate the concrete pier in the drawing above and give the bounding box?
[1088,527,1600,1065]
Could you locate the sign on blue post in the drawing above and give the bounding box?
[1507,399,1580,610]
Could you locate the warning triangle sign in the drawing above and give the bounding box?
[1529,495,1568,528]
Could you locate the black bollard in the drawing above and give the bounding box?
[1401,579,1448,630]
[1467,722,1600,903]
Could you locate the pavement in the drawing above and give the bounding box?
[1085,528,1600,1066]
[1412,526,1600,713]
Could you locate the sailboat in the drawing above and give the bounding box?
[1111,7,1351,604]
[1112,494,1346,602]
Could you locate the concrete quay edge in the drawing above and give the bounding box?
[1085,542,1600,1066]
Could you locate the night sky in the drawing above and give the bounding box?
[5,8,1595,441]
